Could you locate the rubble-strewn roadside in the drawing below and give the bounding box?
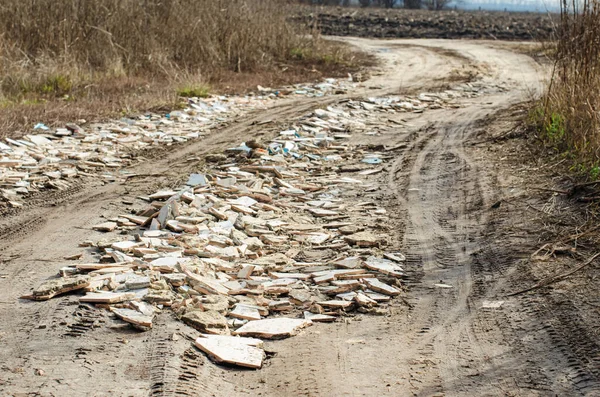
[21,76,504,369]
[0,79,358,209]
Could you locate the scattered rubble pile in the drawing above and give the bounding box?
[0,98,254,208]
[0,79,359,208]
[257,77,356,97]
[21,104,412,369]
[20,78,502,368]
[1,74,499,209]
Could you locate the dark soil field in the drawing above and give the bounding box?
[296,7,556,40]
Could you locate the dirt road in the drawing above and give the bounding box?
[3,38,599,397]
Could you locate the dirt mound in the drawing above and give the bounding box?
[296,8,556,40]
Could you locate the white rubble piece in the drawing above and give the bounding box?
[482,300,505,309]
[194,335,265,369]
[364,256,404,277]
[233,318,312,339]
[304,311,336,323]
[362,278,401,296]
[111,307,153,329]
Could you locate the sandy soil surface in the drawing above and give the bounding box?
[2,38,600,397]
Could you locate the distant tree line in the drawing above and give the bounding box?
[296,0,451,10]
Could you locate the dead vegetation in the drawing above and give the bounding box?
[521,0,600,276]
[532,0,600,178]
[0,0,366,138]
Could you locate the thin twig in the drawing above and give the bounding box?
[508,251,600,296]
[530,186,570,195]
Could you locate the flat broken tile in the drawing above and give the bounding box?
[289,289,314,305]
[194,335,264,369]
[186,273,228,296]
[183,310,229,334]
[149,190,177,200]
[268,300,293,312]
[343,231,385,247]
[303,311,336,323]
[333,256,362,269]
[317,300,354,309]
[354,292,378,307]
[237,264,256,279]
[187,173,208,187]
[364,291,391,302]
[233,318,312,339]
[111,307,153,329]
[80,291,136,303]
[384,252,406,262]
[308,208,339,217]
[119,214,150,225]
[363,256,404,277]
[230,304,262,321]
[22,275,91,300]
[92,221,118,232]
[268,272,310,281]
[362,278,401,296]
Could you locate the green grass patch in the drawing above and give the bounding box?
[176,85,210,98]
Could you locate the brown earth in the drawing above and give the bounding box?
[2,38,600,397]
[296,7,556,41]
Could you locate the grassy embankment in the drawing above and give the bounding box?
[531,0,600,179]
[0,0,365,138]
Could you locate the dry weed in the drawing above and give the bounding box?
[533,0,600,177]
[0,0,367,137]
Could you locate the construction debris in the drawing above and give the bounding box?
[21,110,412,366]
[194,334,265,369]
[21,275,90,300]
[24,78,510,369]
[0,76,485,209]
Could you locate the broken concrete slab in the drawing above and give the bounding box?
[111,307,153,329]
[364,256,404,277]
[344,231,385,247]
[230,304,262,321]
[233,318,312,339]
[22,275,91,300]
[194,335,264,369]
[182,310,229,334]
[93,222,118,232]
[362,278,401,296]
[80,292,136,303]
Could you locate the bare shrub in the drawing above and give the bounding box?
[534,0,600,173]
[0,0,345,99]
[0,0,369,138]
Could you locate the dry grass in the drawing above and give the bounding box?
[532,0,600,178]
[0,0,367,138]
